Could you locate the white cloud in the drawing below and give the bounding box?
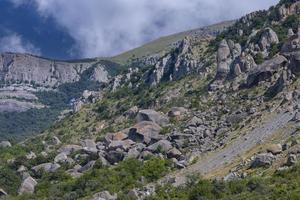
[0,33,41,55]
[10,0,279,57]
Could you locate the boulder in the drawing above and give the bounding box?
[251,153,275,168]
[167,148,182,159]
[18,176,37,195]
[259,28,279,51]
[287,154,297,166]
[124,106,139,119]
[105,151,125,164]
[136,109,169,126]
[246,55,288,87]
[267,144,283,155]
[128,121,162,144]
[0,141,11,148]
[58,145,83,155]
[126,148,140,159]
[81,139,98,154]
[54,152,68,163]
[32,163,60,173]
[92,191,117,200]
[168,107,188,119]
[108,140,135,151]
[78,161,96,173]
[112,131,128,141]
[147,140,173,153]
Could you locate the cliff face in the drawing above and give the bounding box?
[0,53,96,88]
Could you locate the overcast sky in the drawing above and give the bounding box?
[7,0,279,58]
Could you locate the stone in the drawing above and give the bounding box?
[18,176,37,195]
[112,132,128,141]
[78,161,96,173]
[128,121,162,144]
[168,107,188,118]
[32,163,60,173]
[136,109,169,126]
[81,139,98,154]
[26,151,36,160]
[259,28,279,51]
[216,39,231,78]
[54,152,68,163]
[124,106,139,119]
[126,148,140,159]
[105,151,125,164]
[167,148,182,159]
[287,154,297,166]
[108,140,135,151]
[58,145,83,155]
[147,140,173,153]
[251,153,275,168]
[0,141,11,148]
[92,191,117,200]
[267,144,283,155]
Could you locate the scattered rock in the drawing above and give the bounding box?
[78,161,96,173]
[26,151,36,160]
[287,154,297,166]
[32,163,60,173]
[147,140,173,153]
[58,145,83,155]
[128,121,162,144]
[18,176,37,195]
[91,191,117,200]
[168,107,187,119]
[251,153,275,168]
[136,109,169,126]
[81,139,98,154]
[167,148,182,159]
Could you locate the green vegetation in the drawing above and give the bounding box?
[9,158,170,200]
[148,164,300,200]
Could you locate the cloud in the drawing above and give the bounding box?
[0,33,41,55]
[10,0,279,57]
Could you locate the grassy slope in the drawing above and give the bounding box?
[110,21,235,64]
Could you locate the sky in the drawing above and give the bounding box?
[0,0,279,59]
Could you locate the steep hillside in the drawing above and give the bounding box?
[0,53,122,141]
[1,0,300,200]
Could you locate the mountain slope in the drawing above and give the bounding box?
[1,0,300,199]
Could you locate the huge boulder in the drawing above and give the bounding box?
[128,121,163,144]
[18,176,37,195]
[259,28,279,51]
[136,109,169,126]
[246,55,288,87]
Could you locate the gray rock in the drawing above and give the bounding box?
[32,163,60,173]
[168,107,187,118]
[58,144,83,155]
[81,139,98,154]
[26,151,36,160]
[78,161,96,173]
[287,154,297,166]
[91,191,117,200]
[137,109,169,126]
[108,140,135,151]
[54,152,68,163]
[0,141,11,148]
[124,106,139,119]
[267,144,283,155]
[105,151,125,164]
[126,148,140,159]
[128,121,162,144]
[167,148,182,159]
[147,140,173,153]
[251,153,275,168]
[18,176,37,195]
[259,28,279,51]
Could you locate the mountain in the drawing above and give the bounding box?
[0,0,300,199]
[0,21,233,141]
